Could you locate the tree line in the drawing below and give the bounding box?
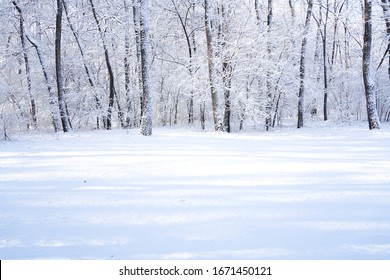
[0,0,389,137]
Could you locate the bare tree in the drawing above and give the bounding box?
[12,1,37,129]
[13,0,62,132]
[319,0,330,121]
[133,0,145,125]
[220,3,232,133]
[380,0,390,80]
[205,0,223,132]
[139,0,153,136]
[124,0,136,128]
[63,0,105,129]
[89,0,120,129]
[55,0,72,132]
[297,0,314,129]
[170,0,197,125]
[363,0,380,129]
[265,0,273,131]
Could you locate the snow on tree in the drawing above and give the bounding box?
[363,0,381,130]
[55,0,72,132]
[0,0,389,132]
[139,0,153,136]
[297,0,313,129]
[205,0,223,132]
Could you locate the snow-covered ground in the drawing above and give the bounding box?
[1,124,390,259]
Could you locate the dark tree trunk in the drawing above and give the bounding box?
[55,0,72,132]
[89,0,117,130]
[17,0,61,132]
[171,0,195,124]
[321,0,330,121]
[13,1,37,129]
[363,0,381,129]
[221,4,232,133]
[289,0,295,19]
[63,0,104,129]
[297,0,313,129]
[380,0,390,80]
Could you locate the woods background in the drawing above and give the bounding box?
[1,0,389,135]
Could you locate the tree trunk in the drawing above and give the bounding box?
[89,0,117,130]
[63,0,104,129]
[265,0,273,131]
[171,0,195,124]
[380,0,390,80]
[289,0,296,19]
[221,4,232,133]
[322,0,329,121]
[205,0,223,132]
[139,0,153,136]
[200,101,206,130]
[55,0,72,132]
[133,0,144,123]
[254,0,263,31]
[297,0,313,129]
[12,1,37,129]
[363,0,381,129]
[124,0,134,128]
[17,1,61,132]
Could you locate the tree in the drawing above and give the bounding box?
[139,0,153,136]
[265,0,273,131]
[124,0,136,128]
[89,0,121,130]
[63,0,105,129]
[319,0,330,121]
[220,3,232,133]
[363,0,380,129]
[55,0,72,132]
[205,0,223,132]
[133,0,144,124]
[12,1,37,129]
[297,0,314,129]
[380,0,390,81]
[170,0,198,125]
[12,0,62,132]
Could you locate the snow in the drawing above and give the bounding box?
[1,125,390,260]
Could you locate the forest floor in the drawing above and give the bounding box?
[1,122,390,259]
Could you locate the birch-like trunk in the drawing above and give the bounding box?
[205,0,223,132]
[139,0,153,136]
[363,0,380,129]
[133,0,144,123]
[297,0,313,129]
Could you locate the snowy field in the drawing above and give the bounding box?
[1,124,390,260]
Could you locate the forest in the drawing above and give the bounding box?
[1,0,389,136]
[1,0,390,261]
